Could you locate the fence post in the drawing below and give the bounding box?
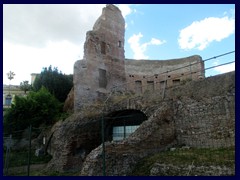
[27,125,32,176]
[162,71,168,100]
[189,62,192,79]
[4,134,12,176]
[101,114,106,176]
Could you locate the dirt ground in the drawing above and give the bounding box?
[4,163,47,176]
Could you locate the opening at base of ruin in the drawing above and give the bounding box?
[104,109,148,141]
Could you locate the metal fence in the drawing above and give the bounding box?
[3,126,51,176]
[3,51,235,176]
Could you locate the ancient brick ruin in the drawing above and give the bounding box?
[125,56,204,94]
[73,4,204,112]
[45,5,234,175]
[74,4,126,111]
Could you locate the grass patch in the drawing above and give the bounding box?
[130,147,235,176]
[4,147,235,176]
[7,169,80,176]
[3,149,52,168]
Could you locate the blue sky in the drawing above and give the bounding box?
[3,4,235,85]
[123,4,235,75]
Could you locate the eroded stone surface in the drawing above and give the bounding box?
[74,4,126,111]
[47,71,235,175]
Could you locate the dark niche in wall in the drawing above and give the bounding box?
[99,68,107,88]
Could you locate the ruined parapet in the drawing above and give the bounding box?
[74,4,126,112]
[125,55,205,93]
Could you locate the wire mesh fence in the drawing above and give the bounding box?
[97,52,235,175]
[108,51,235,93]
[3,92,235,176]
[98,108,235,175]
[3,51,235,175]
[3,126,52,176]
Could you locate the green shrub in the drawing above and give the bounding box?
[33,66,73,102]
[4,87,61,135]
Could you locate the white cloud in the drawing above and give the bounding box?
[117,4,136,29]
[150,38,165,45]
[128,33,166,59]
[213,61,235,74]
[178,15,235,51]
[117,4,132,18]
[3,41,82,85]
[229,8,235,17]
[3,4,105,85]
[3,4,105,47]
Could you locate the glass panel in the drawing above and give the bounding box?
[113,126,124,141]
[113,125,139,141]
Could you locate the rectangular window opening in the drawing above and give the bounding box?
[160,80,167,89]
[5,95,12,106]
[101,41,106,54]
[173,79,181,85]
[147,81,154,91]
[118,41,122,48]
[135,80,142,94]
[99,69,107,88]
[112,125,139,141]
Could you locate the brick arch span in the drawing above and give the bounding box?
[104,95,158,118]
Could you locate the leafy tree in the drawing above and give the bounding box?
[33,65,73,102]
[20,80,32,94]
[4,87,61,134]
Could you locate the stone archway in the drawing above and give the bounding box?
[81,102,176,176]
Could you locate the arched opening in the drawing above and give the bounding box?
[104,109,148,141]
